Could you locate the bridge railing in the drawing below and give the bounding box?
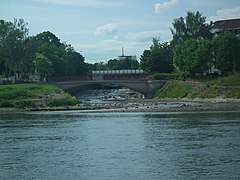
[49,75,93,82]
[49,74,148,82]
[49,69,148,82]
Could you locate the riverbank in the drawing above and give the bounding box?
[1,74,240,113]
[1,98,240,113]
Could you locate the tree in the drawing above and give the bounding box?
[140,37,173,73]
[173,38,212,77]
[170,11,209,47]
[64,44,87,76]
[212,32,240,74]
[33,53,53,81]
[34,31,66,76]
[0,19,29,81]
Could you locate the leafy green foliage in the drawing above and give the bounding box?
[170,11,210,47]
[0,20,88,79]
[153,73,180,80]
[92,57,139,71]
[47,97,78,107]
[33,53,53,79]
[212,32,240,74]
[0,100,14,107]
[173,38,212,77]
[0,19,29,80]
[140,37,173,73]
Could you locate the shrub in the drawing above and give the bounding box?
[153,73,179,80]
[14,100,36,108]
[47,97,78,107]
[0,100,14,107]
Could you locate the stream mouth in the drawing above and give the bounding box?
[74,87,138,104]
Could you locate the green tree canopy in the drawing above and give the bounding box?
[140,37,173,74]
[33,53,53,81]
[0,19,29,80]
[170,11,210,47]
[212,32,240,74]
[173,38,212,77]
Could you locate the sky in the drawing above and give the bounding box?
[1,0,240,63]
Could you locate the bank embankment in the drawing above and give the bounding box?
[154,74,240,99]
[0,83,79,110]
[1,74,240,113]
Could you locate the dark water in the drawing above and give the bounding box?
[0,111,240,180]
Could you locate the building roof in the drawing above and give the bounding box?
[211,18,240,31]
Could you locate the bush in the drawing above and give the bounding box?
[210,74,240,86]
[14,100,36,108]
[0,100,14,107]
[47,97,78,107]
[153,73,180,80]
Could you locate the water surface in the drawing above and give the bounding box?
[0,112,240,179]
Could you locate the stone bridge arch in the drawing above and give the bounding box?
[52,80,166,99]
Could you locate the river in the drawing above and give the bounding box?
[0,111,240,180]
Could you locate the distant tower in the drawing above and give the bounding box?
[121,47,124,56]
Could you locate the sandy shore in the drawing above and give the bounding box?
[1,98,240,113]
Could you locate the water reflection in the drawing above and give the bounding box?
[0,112,240,179]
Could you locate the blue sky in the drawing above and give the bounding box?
[1,0,240,63]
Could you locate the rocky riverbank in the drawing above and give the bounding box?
[1,98,240,113]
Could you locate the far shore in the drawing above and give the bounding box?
[1,98,240,114]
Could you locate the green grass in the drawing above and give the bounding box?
[154,81,193,99]
[0,83,78,108]
[47,96,78,107]
[0,83,62,100]
[154,74,240,99]
[209,73,240,86]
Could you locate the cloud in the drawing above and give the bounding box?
[95,23,119,36]
[154,0,178,13]
[33,0,124,8]
[125,30,171,42]
[207,7,240,22]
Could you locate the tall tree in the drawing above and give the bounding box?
[140,37,173,73]
[212,32,240,74]
[173,38,212,77]
[64,44,87,75]
[33,53,53,82]
[0,19,29,80]
[170,11,209,47]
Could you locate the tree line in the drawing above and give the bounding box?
[0,19,88,81]
[140,11,240,77]
[1,11,240,82]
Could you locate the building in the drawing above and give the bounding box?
[117,47,137,61]
[210,18,240,36]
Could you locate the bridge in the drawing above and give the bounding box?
[52,79,166,99]
[50,70,167,98]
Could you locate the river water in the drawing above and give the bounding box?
[0,111,240,180]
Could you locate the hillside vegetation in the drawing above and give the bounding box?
[0,83,78,108]
[154,74,240,99]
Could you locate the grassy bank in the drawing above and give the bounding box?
[154,74,240,99]
[0,83,78,108]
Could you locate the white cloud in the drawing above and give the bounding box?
[154,0,178,13]
[125,30,171,42]
[208,7,240,22]
[95,23,119,36]
[33,0,124,8]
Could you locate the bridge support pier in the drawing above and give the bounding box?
[143,81,166,99]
